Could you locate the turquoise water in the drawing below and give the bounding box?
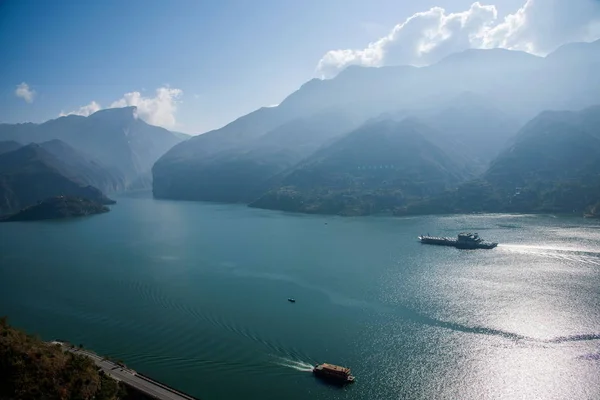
[1,195,600,399]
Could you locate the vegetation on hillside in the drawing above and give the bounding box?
[255,106,600,217]
[1,196,110,222]
[0,317,124,400]
[250,119,468,215]
[400,107,600,216]
[398,180,600,216]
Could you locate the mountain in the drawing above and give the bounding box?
[0,144,114,215]
[0,107,186,186]
[373,92,521,173]
[0,139,125,195]
[402,105,600,215]
[153,109,361,202]
[415,92,521,170]
[250,119,468,215]
[154,41,600,207]
[0,140,22,155]
[484,105,600,212]
[38,139,126,193]
[157,106,292,165]
[125,171,153,192]
[536,39,600,113]
[546,39,600,66]
[170,130,192,141]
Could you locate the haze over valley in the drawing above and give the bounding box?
[1,39,600,218]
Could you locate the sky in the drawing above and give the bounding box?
[1,0,599,134]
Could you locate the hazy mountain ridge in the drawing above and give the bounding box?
[38,139,126,194]
[0,107,186,187]
[250,119,469,215]
[3,40,598,217]
[0,140,22,155]
[0,143,115,215]
[153,109,362,202]
[401,105,600,215]
[154,41,600,213]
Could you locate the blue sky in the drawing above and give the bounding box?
[1,0,596,134]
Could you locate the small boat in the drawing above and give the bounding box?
[288,298,296,303]
[313,363,355,383]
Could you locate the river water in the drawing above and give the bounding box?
[1,195,599,399]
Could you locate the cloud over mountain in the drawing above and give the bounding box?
[58,87,183,128]
[109,87,182,128]
[60,101,101,117]
[482,0,600,53]
[317,0,600,78]
[15,82,36,103]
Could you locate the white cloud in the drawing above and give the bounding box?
[59,101,101,117]
[58,87,183,129]
[482,0,600,53]
[15,82,36,103]
[110,87,183,128]
[317,0,600,78]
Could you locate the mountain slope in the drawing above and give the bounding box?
[403,105,600,215]
[417,92,521,170]
[487,107,600,185]
[250,118,468,215]
[154,42,600,206]
[374,92,521,174]
[158,106,291,165]
[0,318,125,400]
[0,144,114,215]
[0,141,22,155]
[0,107,185,185]
[153,109,361,202]
[483,106,600,211]
[39,140,126,193]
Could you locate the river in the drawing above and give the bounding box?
[1,195,599,399]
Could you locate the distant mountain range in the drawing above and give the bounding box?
[0,141,22,155]
[0,107,188,187]
[3,40,599,217]
[250,118,469,215]
[153,39,600,216]
[0,108,188,216]
[153,109,362,202]
[0,142,115,215]
[401,106,600,215]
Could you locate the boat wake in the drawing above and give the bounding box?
[500,244,600,266]
[274,357,314,372]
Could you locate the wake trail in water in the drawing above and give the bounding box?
[274,357,315,372]
[549,333,600,343]
[390,303,600,345]
[500,244,600,266]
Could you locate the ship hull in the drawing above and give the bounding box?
[312,364,355,384]
[418,237,497,249]
[313,370,355,384]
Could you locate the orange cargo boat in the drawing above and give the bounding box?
[313,363,355,383]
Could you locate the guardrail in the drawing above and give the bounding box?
[51,341,200,400]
